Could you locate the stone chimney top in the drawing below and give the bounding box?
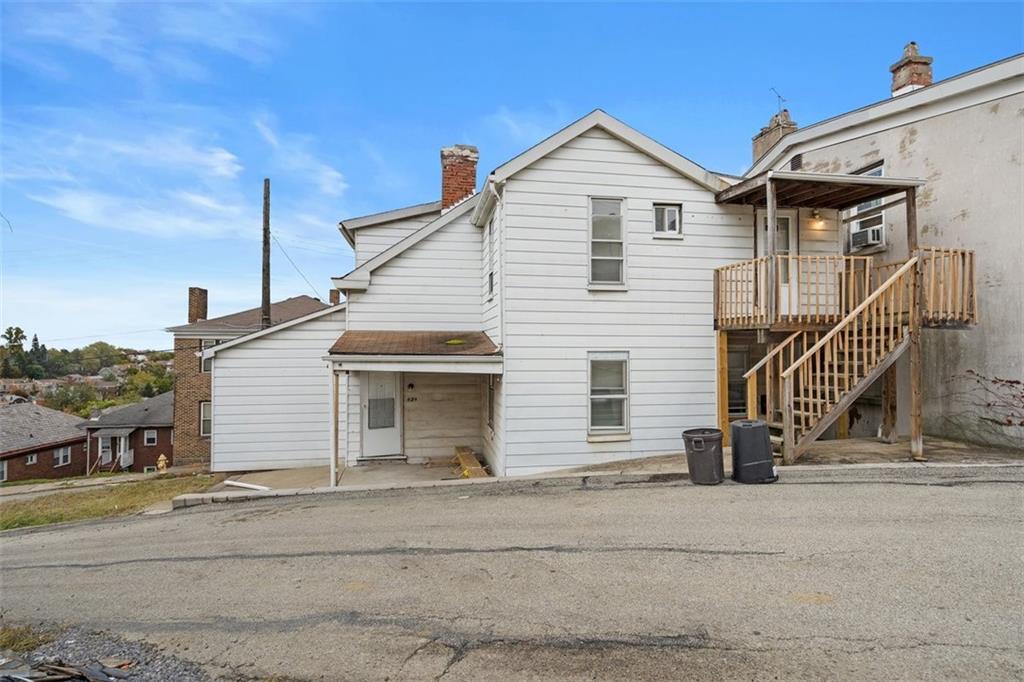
[752,109,798,163]
[187,287,208,324]
[440,145,479,210]
[890,42,933,97]
[329,289,341,306]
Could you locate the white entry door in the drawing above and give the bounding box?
[362,372,402,458]
[756,209,798,316]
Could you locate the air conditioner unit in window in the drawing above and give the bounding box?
[851,227,883,250]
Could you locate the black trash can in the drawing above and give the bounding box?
[682,428,725,485]
[730,420,778,484]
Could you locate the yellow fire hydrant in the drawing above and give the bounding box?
[156,454,168,473]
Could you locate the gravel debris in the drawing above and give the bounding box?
[23,626,211,681]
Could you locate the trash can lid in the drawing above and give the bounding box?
[682,428,723,437]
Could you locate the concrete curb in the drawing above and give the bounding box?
[171,461,1024,510]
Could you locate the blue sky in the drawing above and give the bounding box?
[2,2,1020,350]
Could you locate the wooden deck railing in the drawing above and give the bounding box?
[714,255,873,329]
[743,330,820,423]
[780,258,918,463]
[873,248,976,327]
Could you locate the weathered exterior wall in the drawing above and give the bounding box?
[1,438,87,482]
[353,213,438,267]
[776,91,1024,448]
[402,372,483,462]
[210,308,346,472]
[500,127,753,475]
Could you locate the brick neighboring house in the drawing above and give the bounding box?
[1,403,88,483]
[165,288,328,467]
[83,391,174,473]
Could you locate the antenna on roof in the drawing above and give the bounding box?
[770,87,787,113]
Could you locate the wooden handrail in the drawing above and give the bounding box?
[743,331,801,380]
[782,257,918,379]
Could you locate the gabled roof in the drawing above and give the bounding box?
[338,201,441,246]
[85,391,174,429]
[332,193,481,291]
[1,403,86,456]
[166,295,328,335]
[472,109,731,225]
[747,53,1024,176]
[202,303,346,358]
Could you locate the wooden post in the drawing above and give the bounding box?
[782,374,795,465]
[716,330,730,446]
[765,176,778,325]
[906,187,925,460]
[261,178,272,330]
[879,365,898,443]
[837,410,850,440]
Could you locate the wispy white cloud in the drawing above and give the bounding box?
[253,113,348,197]
[483,103,572,145]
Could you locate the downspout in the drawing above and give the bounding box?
[330,368,340,487]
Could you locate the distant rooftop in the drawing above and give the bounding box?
[1,402,86,456]
[166,295,328,335]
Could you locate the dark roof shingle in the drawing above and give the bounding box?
[86,391,174,429]
[329,331,500,356]
[167,295,327,335]
[1,403,86,456]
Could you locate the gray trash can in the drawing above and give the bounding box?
[730,420,778,484]
[682,428,724,485]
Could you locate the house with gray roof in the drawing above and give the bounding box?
[1,402,88,483]
[83,390,175,474]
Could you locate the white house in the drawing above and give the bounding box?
[202,46,1017,478]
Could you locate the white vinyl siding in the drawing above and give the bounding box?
[209,308,346,471]
[500,127,755,475]
[402,373,483,462]
[347,212,482,331]
[354,213,439,267]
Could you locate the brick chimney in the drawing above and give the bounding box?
[440,145,479,210]
[329,289,341,305]
[890,42,933,97]
[187,287,208,324]
[752,109,798,162]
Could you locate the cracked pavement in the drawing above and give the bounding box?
[2,467,1022,680]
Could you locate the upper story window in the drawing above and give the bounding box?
[590,198,625,285]
[653,204,681,236]
[588,352,629,435]
[200,401,212,437]
[201,339,221,372]
[848,163,886,251]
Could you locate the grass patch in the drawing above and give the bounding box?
[0,471,121,488]
[0,624,58,652]
[0,475,220,531]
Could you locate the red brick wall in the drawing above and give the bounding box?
[2,438,87,482]
[87,426,174,473]
[440,145,479,209]
[173,337,210,467]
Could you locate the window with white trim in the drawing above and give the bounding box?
[144,429,158,446]
[99,437,112,465]
[53,446,71,467]
[653,203,681,236]
[848,164,886,251]
[589,198,625,285]
[200,402,212,437]
[588,352,629,434]
[25,453,37,465]
[0,459,6,482]
[201,339,222,372]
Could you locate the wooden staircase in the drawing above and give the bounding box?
[747,258,919,463]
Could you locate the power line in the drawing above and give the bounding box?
[271,233,322,300]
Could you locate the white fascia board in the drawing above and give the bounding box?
[768,170,926,187]
[748,54,1024,176]
[488,109,731,193]
[326,355,503,375]
[171,330,249,341]
[470,179,502,227]
[200,304,346,358]
[333,194,481,288]
[338,201,442,249]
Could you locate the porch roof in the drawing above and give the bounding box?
[328,331,500,357]
[715,170,925,210]
[90,427,135,438]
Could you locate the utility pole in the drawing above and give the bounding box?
[261,178,271,330]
